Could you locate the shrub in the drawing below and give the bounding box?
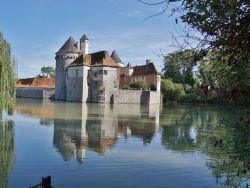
[129,79,147,90]
[122,85,131,90]
[161,79,175,102]
[173,83,185,101]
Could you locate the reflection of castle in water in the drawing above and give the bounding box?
[14,98,160,165]
[53,102,160,165]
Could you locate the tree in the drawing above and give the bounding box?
[41,66,55,78]
[162,50,196,86]
[0,31,16,187]
[140,0,250,90]
[139,0,250,185]
[161,79,175,102]
[0,32,16,115]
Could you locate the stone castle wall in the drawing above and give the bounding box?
[113,90,160,104]
[16,88,55,99]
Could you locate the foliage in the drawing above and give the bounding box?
[161,79,185,102]
[139,0,250,185]
[41,66,55,78]
[129,79,147,90]
[0,32,16,115]
[161,79,175,102]
[122,85,131,90]
[0,119,15,188]
[173,83,185,101]
[162,50,196,86]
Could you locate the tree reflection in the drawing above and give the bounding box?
[0,119,15,188]
[160,103,250,187]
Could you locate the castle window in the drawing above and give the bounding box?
[104,70,107,75]
[76,69,78,77]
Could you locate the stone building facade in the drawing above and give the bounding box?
[55,34,161,104]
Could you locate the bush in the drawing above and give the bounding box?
[122,85,131,90]
[161,79,175,102]
[173,83,185,101]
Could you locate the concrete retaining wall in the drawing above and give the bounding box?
[16,88,55,99]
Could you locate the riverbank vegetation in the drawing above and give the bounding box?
[139,0,250,186]
[0,31,16,188]
[0,31,16,115]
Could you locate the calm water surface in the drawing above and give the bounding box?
[2,98,236,187]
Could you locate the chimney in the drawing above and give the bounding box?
[146,59,151,65]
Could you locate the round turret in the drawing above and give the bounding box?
[111,50,124,67]
[55,36,80,100]
[80,34,89,54]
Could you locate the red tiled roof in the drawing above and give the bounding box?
[90,51,119,67]
[68,51,119,68]
[132,63,159,76]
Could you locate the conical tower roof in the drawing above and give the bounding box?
[80,34,89,42]
[126,63,133,69]
[111,50,123,65]
[56,36,79,54]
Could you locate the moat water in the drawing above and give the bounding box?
[1,98,247,187]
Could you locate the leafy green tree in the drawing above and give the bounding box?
[161,79,175,102]
[139,0,250,185]
[0,32,16,115]
[129,79,147,90]
[41,66,55,78]
[162,50,196,86]
[0,31,15,188]
[173,83,185,101]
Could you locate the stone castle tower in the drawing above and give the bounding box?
[55,35,89,100]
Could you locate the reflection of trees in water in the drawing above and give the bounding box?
[0,119,15,188]
[203,110,250,187]
[160,104,222,152]
[160,104,250,187]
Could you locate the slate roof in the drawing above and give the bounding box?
[56,36,79,54]
[80,34,89,42]
[126,63,133,69]
[132,63,159,76]
[111,50,123,65]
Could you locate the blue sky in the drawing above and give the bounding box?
[1,0,179,78]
